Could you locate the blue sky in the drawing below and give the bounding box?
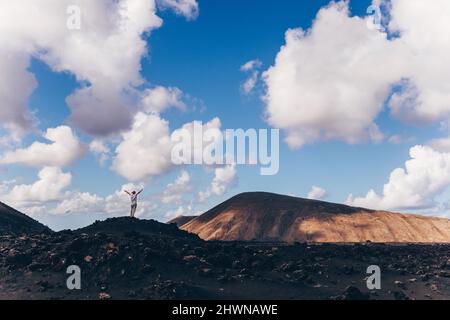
[1,0,450,230]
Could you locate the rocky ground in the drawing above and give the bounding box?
[1,217,450,300]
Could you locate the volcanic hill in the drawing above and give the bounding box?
[0,202,50,235]
[179,192,450,243]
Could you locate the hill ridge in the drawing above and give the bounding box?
[180,192,450,243]
[0,201,51,235]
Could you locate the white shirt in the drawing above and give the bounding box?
[130,193,139,205]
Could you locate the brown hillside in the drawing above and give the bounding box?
[180,192,450,243]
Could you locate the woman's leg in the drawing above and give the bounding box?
[131,204,137,217]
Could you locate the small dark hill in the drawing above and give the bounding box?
[75,217,200,241]
[167,215,197,227]
[0,202,51,235]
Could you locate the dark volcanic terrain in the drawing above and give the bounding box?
[2,217,450,300]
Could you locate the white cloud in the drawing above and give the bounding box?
[0,0,199,137]
[165,206,185,219]
[141,86,186,115]
[0,1,152,136]
[387,0,450,124]
[198,164,237,202]
[347,145,450,211]
[263,1,450,149]
[51,182,153,218]
[165,205,194,219]
[161,170,192,204]
[112,112,173,182]
[66,85,136,137]
[240,59,262,95]
[3,167,72,206]
[240,59,262,72]
[263,2,408,149]
[307,186,328,200]
[89,139,110,154]
[0,51,37,135]
[0,126,85,168]
[52,191,104,215]
[428,136,450,153]
[241,72,259,95]
[172,117,222,165]
[112,113,223,182]
[388,134,404,144]
[2,180,161,224]
[158,0,199,20]
[0,131,22,149]
[89,139,111,165]
[0,179,17,197]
